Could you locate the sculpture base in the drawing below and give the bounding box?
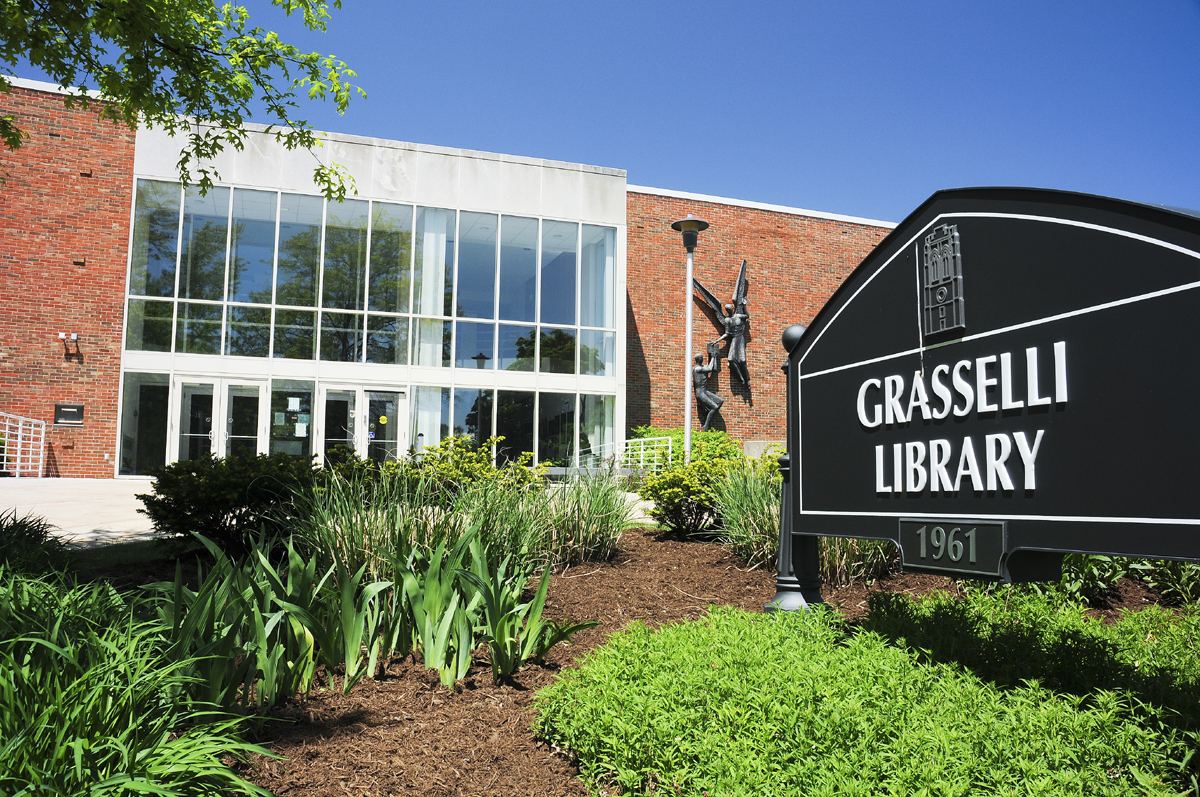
[764,575,824,613]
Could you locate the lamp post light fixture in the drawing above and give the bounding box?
[670,214,710,463]
[471,351,491,369]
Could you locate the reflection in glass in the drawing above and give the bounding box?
[179,186,230,301]
[368,203,413,313]
[366,315,409,364]
[119,373,168,475]
[498,216,537,321]
[320,311,363,362]
[540,220,577,325]
[495,390,534,464]
[580,394,615,465]
[540,327,576,374]
[498,324,535,371]
[455,321,495,369]
[323,389,356,464]
[228,189,277,304]
[226,384,261,458]
[538,392,576,467]
[276,194,323,307]
[367,391,402,462]
[125,299,173,351]
[322,199,368,310]
[457,212,496,318]
[273,309,315,359]
[413,207,455,316]
[411,385,450,451]
[579,330,614,376]
[453,388,493,447]
[225,305,270,357]
[270,380,313,458]
[176,302,222,355]
[178,382,214,461]
[129,180,180,297]
[413,318,451,367]
[581,225,615,328]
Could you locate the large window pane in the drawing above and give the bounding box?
[540,327,576,374]
[580,330,615,376]
[413,207,455,316]
[118,373,168,475]
[413,318,451,367]
[368,202,413,313]
[581,225,615,328]
[538,392,576,468]
[176,302,222,355]
[273,309,315,360]
[498,324,535,371]
[367,391,403,462]
[225,305,270,357]
[580,394,615,464]
[455,321,495,369]
[125,299,173,351]
[270,380,313,458]
[276,194,323,307]
[540,220,577,325]
[320,311,363,362]
[499,216,537,321]
[179,186,229,301]
[496,390,534,465]
[411,385,450,451]
[453,388,493,447]
[228,189,277,304]
[457,212,496,318]
[366,315,409,364]
[322,199,368,310]
[177,382,214,461]
[129,179,180,297]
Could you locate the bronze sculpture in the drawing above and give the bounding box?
[694,259,750,386]
[693,342,724,431]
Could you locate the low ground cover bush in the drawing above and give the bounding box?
[536,599,1200,796]
[636,429,742,536]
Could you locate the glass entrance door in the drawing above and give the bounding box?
[171,377,268,462]
[178,382,215,461]
[367,390,407,462]
[319,386,358,465]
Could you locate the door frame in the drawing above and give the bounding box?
[168,375,269,463]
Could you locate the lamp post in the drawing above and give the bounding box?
[670,214,709,463]
[471,351,491,369]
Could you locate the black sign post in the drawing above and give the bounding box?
[774,188,1200,606]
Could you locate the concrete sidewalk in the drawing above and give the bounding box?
[0,478,158,547]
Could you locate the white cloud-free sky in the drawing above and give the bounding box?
[19,0,1200,222]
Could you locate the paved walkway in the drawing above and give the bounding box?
[0,478,158,547]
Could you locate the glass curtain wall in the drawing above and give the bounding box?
[125,182,618,376]
[118,373,169,475]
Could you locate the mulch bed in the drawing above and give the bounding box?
[217,528,1169,795]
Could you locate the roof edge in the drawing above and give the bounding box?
[627,184,897,229]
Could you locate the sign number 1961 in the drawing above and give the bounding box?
[899,519,1006,578]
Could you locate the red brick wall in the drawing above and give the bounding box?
[0,85,135,477]
[625,191,890,444]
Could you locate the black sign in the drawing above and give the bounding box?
[787,188,1200,581]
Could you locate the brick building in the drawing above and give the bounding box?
[0,79,893,477]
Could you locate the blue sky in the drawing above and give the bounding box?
[19,1,1200,222]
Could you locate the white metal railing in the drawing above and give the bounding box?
[1,412,46,478]
[578,436,673,475]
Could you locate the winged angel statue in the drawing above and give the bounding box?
[693,259,750,386]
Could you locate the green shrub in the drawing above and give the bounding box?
[629,425,742,470]
[137,453,318,554]
[536,603,1198,796]
[637,433,742,535]
[0,508,71,574]
[712,455,781,570]
[1146,559,1200,605]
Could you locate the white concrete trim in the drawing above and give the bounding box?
[627,184,897,229]
[4,76,103,100]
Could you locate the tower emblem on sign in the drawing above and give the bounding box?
[922,223,965,337]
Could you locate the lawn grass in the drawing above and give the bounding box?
[536,594,1200,796]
